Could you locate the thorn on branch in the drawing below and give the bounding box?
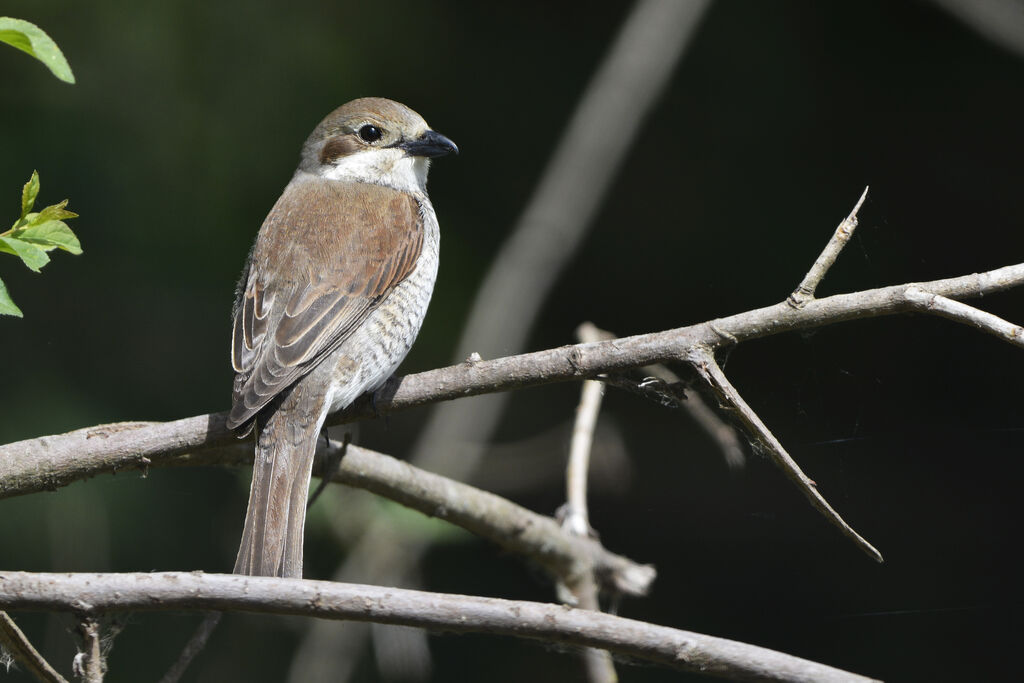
[788,186,870,309]
[686,347,883,563]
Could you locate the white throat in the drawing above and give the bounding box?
[321,148,430,194]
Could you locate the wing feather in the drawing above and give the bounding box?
[227,177,423,429]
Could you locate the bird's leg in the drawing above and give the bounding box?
[306,430,352,510]
[369,386,391,430]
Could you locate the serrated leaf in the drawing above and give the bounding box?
[20,170,39,218]
[0,18,75,84]
[0,276,23,317]
[16,220,82,254]
[35,200,78,223]
[0,235,50,272]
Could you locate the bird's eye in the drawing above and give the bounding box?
[358,125,383,143]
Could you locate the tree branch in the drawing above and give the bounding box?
[688,348,882,562]
[0,572,879,683]
[904,286,1024,348]
[3,264,1020,500]
[0,611,68,683]
[579,321,746,469]
[563,378,605,538]
[561,322,616,682]
[155,613,221,683]
[72,618,102,683]
[3,263,1022,567]
[788,187,869,308]
[0,435,652,597]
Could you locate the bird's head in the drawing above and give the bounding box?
[299,97,458,193]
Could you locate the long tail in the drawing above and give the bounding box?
[233,380,327,578]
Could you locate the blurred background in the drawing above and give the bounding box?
[2,1,1023,681]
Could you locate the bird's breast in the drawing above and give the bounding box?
[319,196,440,414]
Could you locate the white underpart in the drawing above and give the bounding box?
[321,147,430,194]
[320,196,440,416]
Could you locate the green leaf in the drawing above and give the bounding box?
[0,18,75,84]
[0,235,51,272]
[35,199,78,223]
[21,170,39,218]
[16,220,82,254]
[0,276,23,317]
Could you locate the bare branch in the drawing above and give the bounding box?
[570,572,618,683]
[2,264,1022,572]
[0,611,68,683]
[156,613,221,683]
[561,323,616,683]
[688,348,883,563]
[0,434,652,597]
[72,619,103,683]
[0,572,879,683]
[1,264,1021,568]
[580,319,746,470]
[324,443,653,595]
[904,286,1024,348]
[645,365,746,470]
[3,263,1022,508]
[563,377,605,537]
[788,187,869,308]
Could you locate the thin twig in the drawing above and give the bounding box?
[904,286,1024,348]
[0,611,68,683]
[73,618,103,683]
[788,187,869,308]
[306,431,351,510]
[611,359,747,469]
[326,443,654,595]
[561,324,616,683]
[0,572,880,683]
[688,347,883,563]
[563,379,605,537]
[641,364,746,469]
[571,572,618,683]
[156,612,222,683]
[594,373,687,409]
[569,323,745,468]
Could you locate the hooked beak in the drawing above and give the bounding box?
[399,130,459,158]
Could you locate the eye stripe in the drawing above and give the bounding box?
[319,136,360,164]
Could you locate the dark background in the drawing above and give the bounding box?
[2,1,1022,681]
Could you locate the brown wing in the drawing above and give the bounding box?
[227,176,423,429]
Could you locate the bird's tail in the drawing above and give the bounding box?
[233,382,327,578]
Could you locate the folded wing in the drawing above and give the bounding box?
[228,177,423,430]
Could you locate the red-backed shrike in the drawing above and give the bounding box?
[227,98,457,577]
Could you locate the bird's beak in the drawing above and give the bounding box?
[399,130,459,158]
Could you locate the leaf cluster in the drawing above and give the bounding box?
[0,172,81,317]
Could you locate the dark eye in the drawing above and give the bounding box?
[359,124,383,143]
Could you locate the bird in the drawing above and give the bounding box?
[226,97,457,578]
